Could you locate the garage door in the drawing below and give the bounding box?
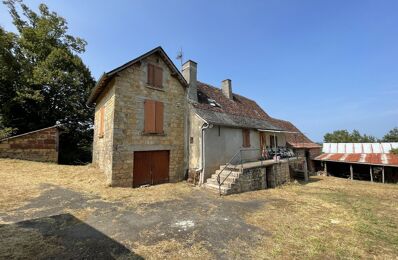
[133,150,169,187]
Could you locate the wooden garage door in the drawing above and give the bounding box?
[133,150,169,187]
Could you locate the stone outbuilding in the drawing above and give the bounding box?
[0,125,61,163]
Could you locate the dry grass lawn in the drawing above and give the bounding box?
[1,158,398,259]
[0,158,192,213]
[227,177,398,259]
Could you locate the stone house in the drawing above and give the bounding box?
[87,47,188,187]
[88,46,319,192]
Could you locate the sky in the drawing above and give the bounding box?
[1,0,397,142]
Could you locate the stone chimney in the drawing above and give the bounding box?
[182,60,198,102]
[221,79,233,100]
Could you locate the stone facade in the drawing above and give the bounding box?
[0,126,59,163]
[92,80,116,183]
[92,52,187,187]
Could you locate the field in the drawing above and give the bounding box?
[1,158,398,259]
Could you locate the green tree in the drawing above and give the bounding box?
[324,129,378,143]
[382,127,398,142]
[0,0,95,163]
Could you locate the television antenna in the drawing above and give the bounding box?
[176,47,184,67]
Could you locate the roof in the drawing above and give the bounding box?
[193,82,320,148]
[87,46,188,105]
[314,143,398,167]
[266,117,321,149]
[193,82,282,131]
[0,125,62,142]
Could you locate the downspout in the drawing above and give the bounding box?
[198,122,210,186]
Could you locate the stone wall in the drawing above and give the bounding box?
[92,80,116,184]
[267,161,290,188]
[109,52,187,187]
[227,161,291,194]
[0,126,59,163]
[233,167,267,193]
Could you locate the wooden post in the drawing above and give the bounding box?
[370,166,373,182]
[382,166,385,184]
[350,164,353,180]
[324,162,328,176]
[304,159,309,182]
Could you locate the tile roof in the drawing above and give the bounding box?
[266,117,321,149]
[314,143,398,167]
[193,82,320,149]
[87,46,188,105]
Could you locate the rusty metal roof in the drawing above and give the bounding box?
[314,143,398,167]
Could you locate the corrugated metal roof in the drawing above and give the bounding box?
[315,143,398,167]
[322,143,398,154]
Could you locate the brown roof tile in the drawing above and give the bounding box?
[194,82,320,149]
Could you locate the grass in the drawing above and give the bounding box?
[227,177,398,259]
[0,158,193,213]
[1,158,398,259]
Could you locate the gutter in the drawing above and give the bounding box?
[198,122,211,185]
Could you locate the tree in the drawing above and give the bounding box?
[0,0,95,163]
[382,127,398,142]
[324,129,378,143]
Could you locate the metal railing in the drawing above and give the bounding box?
[216,147,297,195]
[216,148,264,195]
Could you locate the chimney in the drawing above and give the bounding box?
[182,60,198,102]
[222,79,233,100]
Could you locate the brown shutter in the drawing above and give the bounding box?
[155,101,164,133]
[144,100,156,133]
[154,66,163,88]
[147,64,154,85]
[242,129,250,147]
[99,106,104,137]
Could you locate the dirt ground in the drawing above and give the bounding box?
[1,159,398,259]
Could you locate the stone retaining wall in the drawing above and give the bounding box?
[231,161,291,193]
[0,126,59,163]
[267,162,290,188]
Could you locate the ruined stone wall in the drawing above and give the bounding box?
[110,52,187,187]
[92,80,116,184]
[0,127,59,163]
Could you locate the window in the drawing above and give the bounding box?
[99,106,105,138]
[242,129,250,147]
[144,100,164,134]
[147,64,163,88]
[270,135,278,148]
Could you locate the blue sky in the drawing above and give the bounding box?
[1,0,397,142]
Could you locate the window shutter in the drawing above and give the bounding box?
[242,129,250,147]
[154,66,163,88]
[144,100,156,133]
[99,106,104,137]
[147,64,154,85]
[155,101,164,133]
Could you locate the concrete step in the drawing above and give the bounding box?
[206,178,235,188]
[219,165,241,172]
[210,174,238,184]
[204,183,232,195]
[214,170,240,178]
